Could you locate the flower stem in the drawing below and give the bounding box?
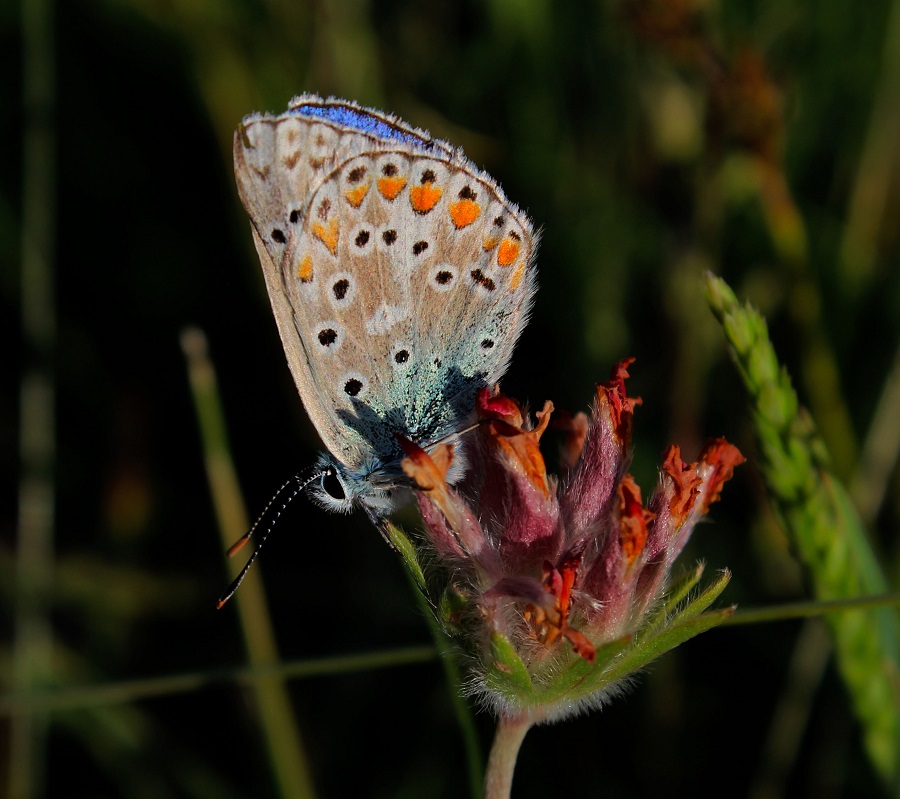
[483,714,532,799]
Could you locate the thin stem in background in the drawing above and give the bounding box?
[0,646,436,716]
[723,592,900,627]
[839,0,900,296]
[751,158,860,481]
[749,620,832,799]
[851,340,900,527]
[12,0,56,795]
[181,328,317,799]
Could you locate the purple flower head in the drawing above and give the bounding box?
[398,359,744,722]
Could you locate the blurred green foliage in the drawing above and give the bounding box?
[3,0,900,796]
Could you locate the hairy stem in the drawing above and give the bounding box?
[483,714,532,799]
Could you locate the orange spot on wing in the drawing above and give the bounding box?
[377,176,407,200]
[449,199,481,228]
[510,262,525,290]
[311,218,339,255]
[497,237,520,266]
[297,254,314,282]
[410,182,442,214]
[344,183,369,208]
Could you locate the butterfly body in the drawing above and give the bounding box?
[233,95,537,516]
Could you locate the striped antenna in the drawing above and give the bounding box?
[216,468,331,608]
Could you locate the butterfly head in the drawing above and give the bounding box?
[310,453,398,517]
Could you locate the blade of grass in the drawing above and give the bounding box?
[181,327,317,799]
[838,0,900,295]
[706,273,900,786]
[13,0,56,794]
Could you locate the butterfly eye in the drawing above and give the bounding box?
[321,469,346,501]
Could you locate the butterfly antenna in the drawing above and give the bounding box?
[216,469,324,608]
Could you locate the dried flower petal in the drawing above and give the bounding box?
[554,410,590,474]
[617,475,654,566]
[482,400,554,500]
[697,437,747,508]
[662,445,703,524]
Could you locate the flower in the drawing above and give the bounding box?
[396,358,745,724]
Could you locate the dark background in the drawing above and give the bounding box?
[3,0,899,796]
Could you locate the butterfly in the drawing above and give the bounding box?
[222,95,537,602]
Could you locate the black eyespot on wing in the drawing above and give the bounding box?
[289,210,301,224]
[470,269,496,291]
[321,469,346,500]
[333,279,350,300]
[421,169,436,183]
[355,229,371,247]
[348,166,366,183]
[459,186,477,200]
[412,240,429,256]
[382,229,397,246]
[272,229,286,243]
[318,328,338,347]
[344,378,363,397]
[481,339,495,349]
[436,270,453,285]
[394,349,409,364]
[382,163,398,176]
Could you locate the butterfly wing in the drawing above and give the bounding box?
[233,95,537,481]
